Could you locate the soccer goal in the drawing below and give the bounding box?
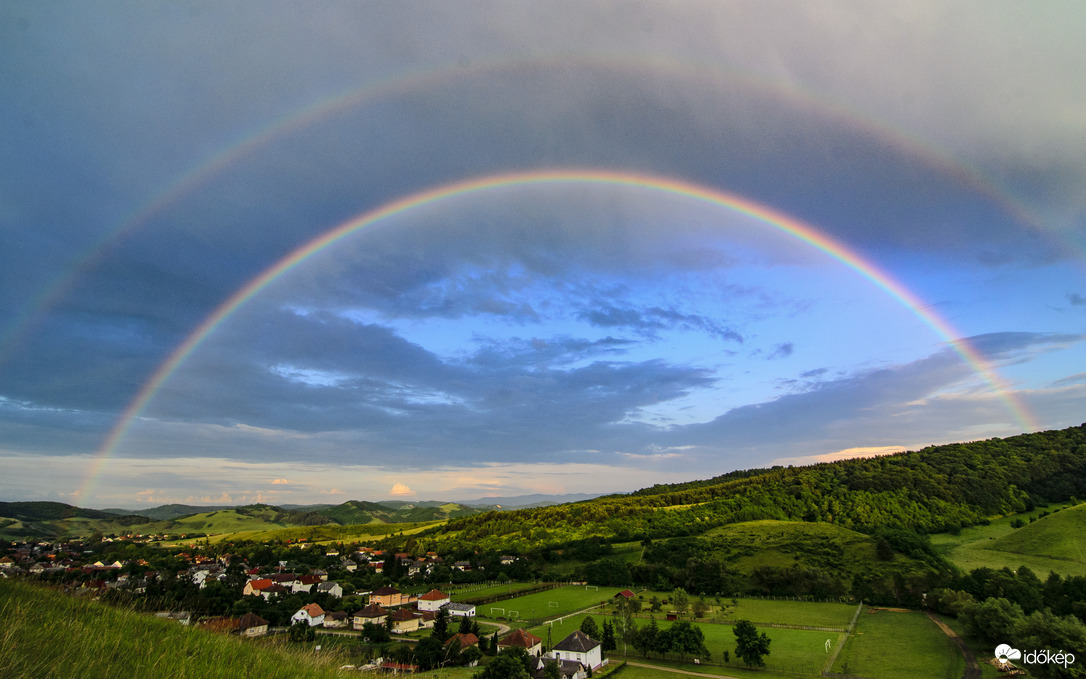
[548,601,559,608]
[585,585,598,591]
[508,610,519,619]
[489,607,505,617]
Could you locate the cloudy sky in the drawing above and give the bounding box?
[2,2,1084,508]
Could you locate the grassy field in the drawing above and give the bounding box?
[699,520,884,578]
[479,584,625,620]
[0,579,366,678]
[169,519,443,545]
[627,593,855,629]
[447,581,546,602]
[530,612,839,675]
[929,504,1086,576]
[831,608,963,679]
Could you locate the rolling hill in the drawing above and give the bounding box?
[988,503,1086,565]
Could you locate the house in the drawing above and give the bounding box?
[292,574,323,593]
[499,555,516,566]
[291,603,326,627]
[417,589,451,612]
[243,578,273,596]
[311,568,328,581]
[370,585,408,608]
[548,630,602,670]
[441,602,476,617]
[388,608,422,634]
[315,581,343,598]
[0,557,15,569]
[323,611,349,628]
[614,589,636,600]
[352,603,389,629]
[499,628,543,656]
[260,583,289,600]
[452,561,471,571]
[445,632,479,649]
[236,612,269,637]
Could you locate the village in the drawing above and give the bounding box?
[0,535,620,677]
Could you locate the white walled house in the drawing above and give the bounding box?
[547,630,602,670]
[417,589,451,612]
[291,603,326,627]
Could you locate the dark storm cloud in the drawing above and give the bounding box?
[126,306,716,464]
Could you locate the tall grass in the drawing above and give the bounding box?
[0,579,371,678]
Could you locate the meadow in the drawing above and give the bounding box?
[929,503,1086,577]
[477,584,626,620]
[830,608,963,679]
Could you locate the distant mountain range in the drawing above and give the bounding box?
[0,492,600,540]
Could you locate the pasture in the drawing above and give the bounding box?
[481,584,624,620]
[929,504,1086,577]
[830,608,963,679]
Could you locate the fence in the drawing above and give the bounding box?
[821,602,864,677]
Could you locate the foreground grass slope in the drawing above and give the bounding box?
[0,579,360,678]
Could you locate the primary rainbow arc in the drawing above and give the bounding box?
[82,168,1038,499]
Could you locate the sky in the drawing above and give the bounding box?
[1,2,1084,509]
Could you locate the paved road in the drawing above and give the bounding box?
[625,661,741,678]
[925,612,981,679]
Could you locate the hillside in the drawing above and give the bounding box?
[988,503,1086,564]
[0,579,362,678]
[407,424,1086,555]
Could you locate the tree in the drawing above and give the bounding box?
[474,648,531,679]
[459,613,474,634]
[733,619,771,668]
[414,636,445,670]
[601,619,617,653]
[288,620,315,643]
[432,607,451,641]
[460,645,484,667]
[633,617,659,658]
[541,658,561,679]
[664,620,709,662]
[361,621,390,643]
[692,597,709,618]
[650,595,662,613]
[580,615,600,640]
[671,588,689,616]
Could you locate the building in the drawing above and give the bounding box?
[548,630,602,670]
[417,589,451,612]
[441,602,476,617]
[371,585,409,608]
[499,628,543,656]
[352,603,389,629]
[291,603,326,627]
[388,608,422,634]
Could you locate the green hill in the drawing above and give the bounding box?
[414,424,1086,555]
[988,503,1086,564]
[0,579,365,678]
[317,500,489,525]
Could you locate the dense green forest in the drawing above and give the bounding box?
[406,425,1086,555]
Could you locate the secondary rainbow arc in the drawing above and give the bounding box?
[82,169,1039,499]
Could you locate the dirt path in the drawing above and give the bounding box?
[625,661,741,678]
[475,619,511,636]
[925,612,981,679]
